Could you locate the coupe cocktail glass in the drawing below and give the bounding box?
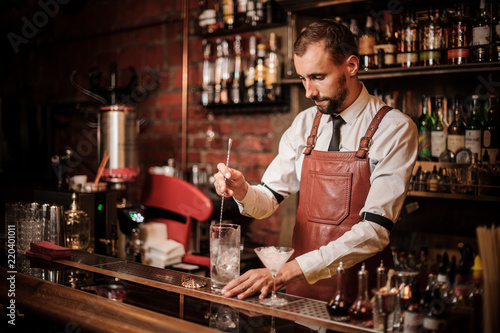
[254,246,294,306]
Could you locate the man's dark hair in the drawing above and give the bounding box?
[294,19,359,65]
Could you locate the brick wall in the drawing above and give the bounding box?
[1,0,288,248]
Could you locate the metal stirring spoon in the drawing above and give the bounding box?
[219,138,232,225]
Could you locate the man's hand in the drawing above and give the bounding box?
[221,259,306,300]
[214,163,249,201]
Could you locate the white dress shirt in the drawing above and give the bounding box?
[235,83,418,284]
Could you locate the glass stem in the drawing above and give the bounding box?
[272,275,277,299]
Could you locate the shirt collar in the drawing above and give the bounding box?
[329,82,369,125]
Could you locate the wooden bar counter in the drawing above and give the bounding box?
[1,252,377,332]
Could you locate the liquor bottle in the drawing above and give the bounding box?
[418,95,434,160]
[472,0,491,62]
[465,95,483,159]
[220,38,232,104]
[403,281,423,333]
[254,43,267,102]
[348,263,374,327]
[447,3,472,65]
[231,35,243,104]
[222,0,234,30]
[482,95,500,164]
[235,0,247,27]
[467,255,483,333]
[420,9,444,66]
[265,32,281,101]
[495,4,500,61]
[214,39,223,104]
[244,36,257,103]
[431,97,447,160]
[246,0,264,26]
[428,165,440,192]
[201,40,215,106]
[467,153,481,195]
[327,261,352,322]
[375,11,397,68]
[359,16,377,70]
[423,285,448,332]
[447,96,467,154]
[398,9,419,68]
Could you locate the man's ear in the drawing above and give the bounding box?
[345,55,359,77]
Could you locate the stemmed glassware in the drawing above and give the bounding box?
[254,246,294,306]
[374,289,398,333]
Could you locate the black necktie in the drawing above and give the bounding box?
[328,116,345,151]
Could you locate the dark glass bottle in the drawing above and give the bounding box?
[403,281,423,333]
[431,97,446,160]
[482,95,499,163]
[447,96,467,154]
[472,0,491,62]
[465,95,483,160]
[447,3,472,65]
[348,263,374,327]
[418,95,434,160]
[327,261,352,322]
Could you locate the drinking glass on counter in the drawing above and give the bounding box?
[210,224,241,291]
[254,246,294,306]
[13,202,43,254]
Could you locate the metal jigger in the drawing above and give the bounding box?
[374,290,398,333]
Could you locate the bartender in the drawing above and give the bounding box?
[214,19,418,302]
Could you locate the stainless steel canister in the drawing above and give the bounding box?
[99,105,140,184]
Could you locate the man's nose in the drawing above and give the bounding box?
[303,81,318,99]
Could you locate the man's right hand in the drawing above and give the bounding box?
[214,163,249,201]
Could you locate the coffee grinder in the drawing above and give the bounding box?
[70,63,158,260]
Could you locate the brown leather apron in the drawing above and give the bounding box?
[286,106,394,303]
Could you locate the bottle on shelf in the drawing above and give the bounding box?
[348,263,374,327]
[465,95,483,160]
[427,165,440,192]
[235,0,247,27]
[244,35,257,103]
[231,35,243,104]
[254,43,267,102]
[447,3,472,65]
[495,3,500,61]
[472,0,491,62]
[265,32,281,101]
[403,281,423,333]
[398,9,419,68]
[222,0,235,30]
[374,11,397,68]
[482,95,499,165]
[420,8,445,66]
[418,95,434,161]
[431,97,447,161]
[327,261,352,322]
[359,16,377,70]
[467,153,481,195]
[422,280,448,333]
[447,96,467,155]
[246,0,264,26]
[214,39,223,104]
[201,40,215,106]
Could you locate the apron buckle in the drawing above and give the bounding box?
[306,134,318,148]
[358,136,372,151]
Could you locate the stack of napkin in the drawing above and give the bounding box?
[26,241,73,261]
[140,222,185,268]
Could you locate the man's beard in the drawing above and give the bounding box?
[315,74,348,115]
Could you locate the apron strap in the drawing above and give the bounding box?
[355,105,393,159]
[303,111,323,155]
